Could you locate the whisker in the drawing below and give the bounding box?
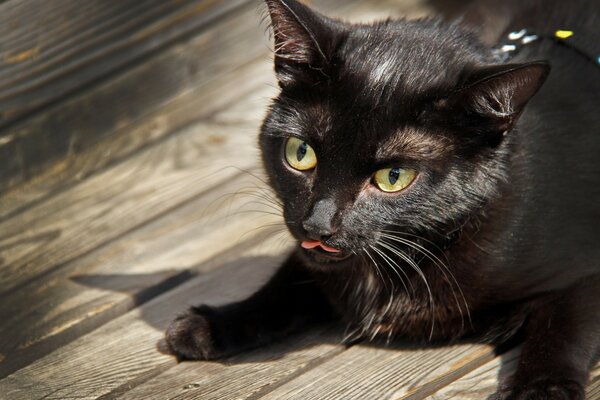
[364,247,390,294]
[378,239,436,340]
[380,231,470,323]
[370,244,412,295]
[379,231,472,332]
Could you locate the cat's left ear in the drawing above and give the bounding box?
[264,0,337,87]
[442,61,550,141]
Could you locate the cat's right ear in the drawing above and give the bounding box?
[264,0,336,87]
[438,61,550,144]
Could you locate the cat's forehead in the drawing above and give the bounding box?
[335,20,485,100]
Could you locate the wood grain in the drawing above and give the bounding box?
[0,241,315,400]
[0,169,284,378]
[0,0,262,193]
[0,66,282,374]
[0,1,282,372]
[0,83,273,294]
[115,328,345,400]
[254,342,494,400]
[0,57,274,220]
[589,372,600,399]
[428,347,600,399]
[0,0,250,125]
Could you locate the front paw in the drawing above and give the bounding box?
[491,378,585,400]
[165,306,222,360]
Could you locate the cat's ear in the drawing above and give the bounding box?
[264,0,336,87]
[442,61,550,142]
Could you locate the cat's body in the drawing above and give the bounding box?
[166,1,600,398]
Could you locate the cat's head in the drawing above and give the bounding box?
[259,0,549,268]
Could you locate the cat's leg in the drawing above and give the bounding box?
[165,252,333,360]
[494,275,600,400]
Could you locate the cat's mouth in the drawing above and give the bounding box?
[300,240,352,263]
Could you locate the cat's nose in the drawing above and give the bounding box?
[302,198,338,241]
[302,220,334,241]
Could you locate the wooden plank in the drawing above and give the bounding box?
[0,0,259,193]
[0,169,284,378]
[113,328,344,400]
[0,35,282,371]
[0,57,272,220]
[428,347,600,399]
[0,0,250,126]
[0,83,273,295]
[0,241,338,400]
[252,343,494,400]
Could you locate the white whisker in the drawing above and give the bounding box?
[380,231,472,332]
[378,239,436,340]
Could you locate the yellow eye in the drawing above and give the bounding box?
[374,167,417,193]
[285,137,317,171]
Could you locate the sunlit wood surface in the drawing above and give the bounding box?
[0,0,598,399]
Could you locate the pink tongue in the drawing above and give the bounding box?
[301,240,341,253]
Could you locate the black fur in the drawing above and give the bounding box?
[166,1,600,398]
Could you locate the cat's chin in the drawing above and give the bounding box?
[298,246,353,268]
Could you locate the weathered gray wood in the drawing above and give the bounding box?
[254,343,494,400]
[114,328,345,400]
[0,57,273,220]
[429,347,600,399]
[0,169,283,378]
[0,241,328,400]
[0,0,250,124]
[0,84,273,294]
[0,78,283,369]
[0,0,264,194]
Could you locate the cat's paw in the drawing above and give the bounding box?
[491,378,585,400]
[164,306,222,360]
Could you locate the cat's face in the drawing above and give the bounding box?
[260,0,549,268]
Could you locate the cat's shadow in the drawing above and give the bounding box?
[72,255,340,365]
[72,254,453,359]
[72,255,518,391]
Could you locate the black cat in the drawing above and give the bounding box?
[165,0,600,398]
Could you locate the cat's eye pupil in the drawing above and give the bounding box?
[389,168,400,185]
[296,142,308,161]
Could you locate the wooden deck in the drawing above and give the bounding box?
[0,1,599,399]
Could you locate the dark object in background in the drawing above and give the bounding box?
[166,0,600,398]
